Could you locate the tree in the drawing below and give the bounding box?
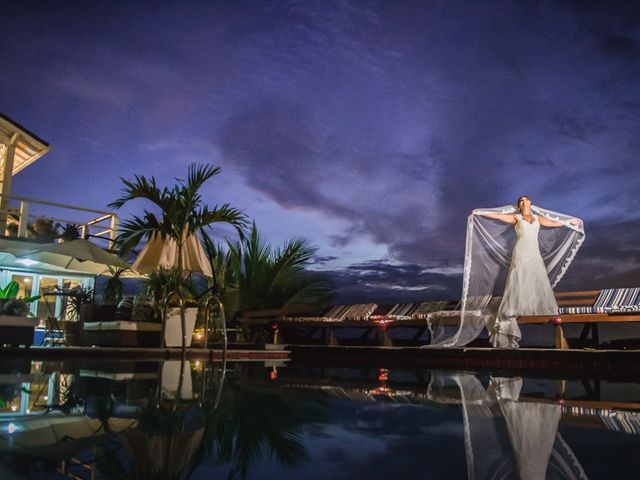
[109,164,247,282]
[203,222,334,320]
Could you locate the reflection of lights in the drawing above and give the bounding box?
[378,368,389,382]
[16,259,39,267]
[7,423,18,434]
[367,387,412,397]
[10,405,17,412]
[194,361,201,368]
[23,277,31,283]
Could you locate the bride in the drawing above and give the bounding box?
[480,196,582,348]
[427,196,585,349]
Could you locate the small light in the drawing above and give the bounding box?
[43,396,48,401]
[26,409,30,414]
[194,361,201,368]
[10,405,17,412]
[7,423,18,434]
[550,316,563,326]
[23,278,31,283]
[16,259,39,267]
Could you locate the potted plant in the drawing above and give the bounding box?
[58,223,82,242]
[0,281,40,346]
[82,263,130,322]
[29,217,59,243]
[145,267,200,347]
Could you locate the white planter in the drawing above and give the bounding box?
[161,360,193,400]
[164,307,198,347]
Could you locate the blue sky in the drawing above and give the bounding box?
[1,1,639,302]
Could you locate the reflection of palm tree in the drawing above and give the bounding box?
[193,378,329,479]
[118,401,206,480]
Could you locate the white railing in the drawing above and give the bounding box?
[0,194,119,244]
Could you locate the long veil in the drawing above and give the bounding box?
[428,204,585,347]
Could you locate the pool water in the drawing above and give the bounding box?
[0,358,638,479]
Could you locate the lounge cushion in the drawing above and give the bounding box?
[83,321,162,332]
[343,303,377,321]
[558,288,640,314]
[288,305,352,322]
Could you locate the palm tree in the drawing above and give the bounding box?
[109,164,247,284]
[203,222,334,321]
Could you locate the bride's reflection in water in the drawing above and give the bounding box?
[4,359,640,479]
[428,373,588,480]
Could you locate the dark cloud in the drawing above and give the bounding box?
[311,255,339,266]
[0,1,638,300]
[323,260,462,304]
[559,217,640,291]
[602,35,640,58]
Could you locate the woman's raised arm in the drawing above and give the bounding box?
[538,216,582,228]
[477,212,517,224]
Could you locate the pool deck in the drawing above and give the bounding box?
[3,343,640,379]
[0,344,289,362]
[287,344,640,379]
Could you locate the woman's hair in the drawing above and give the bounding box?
[517,195,530,208]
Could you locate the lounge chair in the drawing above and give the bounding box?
[518,287,640,349]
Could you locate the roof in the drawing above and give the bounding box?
[0,111,50,176]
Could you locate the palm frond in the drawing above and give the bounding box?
[197,204,248,238]
[114,212,164,254]
[109,174,171,211]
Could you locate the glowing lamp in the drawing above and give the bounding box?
[16,258,39,267]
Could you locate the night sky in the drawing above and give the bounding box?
[1,1,639,303]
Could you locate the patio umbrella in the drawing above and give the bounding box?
[0,238,142,277]
[132,233,213,278]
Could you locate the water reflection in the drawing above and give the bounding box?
[0,360,638,478]
[0,359,328,479]
[428,373,586,479]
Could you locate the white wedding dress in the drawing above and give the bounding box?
[488,214,559,348]
[428,204,584,348]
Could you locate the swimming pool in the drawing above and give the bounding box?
[0,358,637,478]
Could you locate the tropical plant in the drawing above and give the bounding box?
[102,263,130,304]
[0,281,19,300]
[204,222,334,319]
[0,280,40,303]
[58,223,82,241]
[29,217,59,242]
[109,164,247,285]
[66,287,95,320]
[201,234,233,296]
[0,281,41,316]
[144,266,199,313]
